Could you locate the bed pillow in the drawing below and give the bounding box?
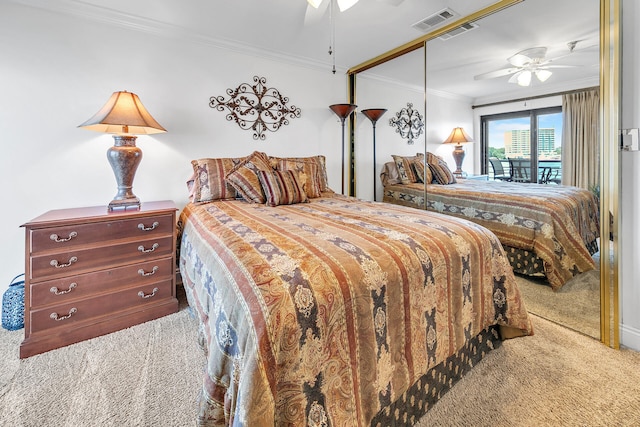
[257,169,309,207]
[270,157,323,198]
[190,156,245,203]
[380,162,401,186]
[269,155,332,194]
[225,151,273,203]
[391,153,423,184]
[412,158,433,184]
[429,158,457,184]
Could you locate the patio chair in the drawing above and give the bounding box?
[488,158,511,181]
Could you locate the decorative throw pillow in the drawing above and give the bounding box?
[380,162,401,186]
[392,154,423,184]
[271,157,322,198]
[412,158,433,184]
[225,151,273,203]
[269,155,332,194]
[257,169,308,207]
[190,157,245,203]
[429,159,457,184]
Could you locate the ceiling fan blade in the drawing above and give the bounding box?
[377,0,405,5]
[543,64,579,69]
[337,0,359,11]
[474,67,521,81]
[307,0,323,7]
[304,0,329,25]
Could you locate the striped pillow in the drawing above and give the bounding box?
[257,170,308,207]
[392,154,423,184]
[269,155,332,194]
[429,159,457,184]
[272,158,322,198]
[190,157,245,203]
[225,151,273,203]
[412,158,433,184]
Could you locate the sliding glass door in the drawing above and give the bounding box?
[482,107,562,183]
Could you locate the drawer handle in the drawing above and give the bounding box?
[50,256,78,269]
[138,243,159,253]
[50,283,77,295]
[138,287,159,299]
[50,231,78,243]
[138,266,159,277]
[50,307,77,321]
[138,221,160,231]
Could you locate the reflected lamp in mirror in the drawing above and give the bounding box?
[79,91,166,211]
[329,103,357,194]
[443,127,473,177]
[361,109,387,202]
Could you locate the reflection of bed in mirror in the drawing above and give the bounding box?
[381,158,600,291]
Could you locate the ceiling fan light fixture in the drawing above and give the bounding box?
[307,0,323,8]
[517,70,532,86]
[337,0,359,12]
[536,69,552,82]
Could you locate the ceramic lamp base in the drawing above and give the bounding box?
[107,135,142,211]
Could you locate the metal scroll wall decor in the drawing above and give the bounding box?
[209,76,301,140]
[389,102,424,145]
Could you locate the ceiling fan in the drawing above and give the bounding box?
[304,0,405,25]
[305,0,405,73]
[474,45,578,87]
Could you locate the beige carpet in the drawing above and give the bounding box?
[516,267,600,339]
[2,288,639,426]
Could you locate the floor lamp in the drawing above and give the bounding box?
[329,103,357,194]
[361,108,387,201]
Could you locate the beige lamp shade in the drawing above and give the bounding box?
[79,91,166,135]
[443,127,473,145]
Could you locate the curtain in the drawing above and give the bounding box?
[561,88,600,190]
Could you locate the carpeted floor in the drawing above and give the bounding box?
[2,287,639,426]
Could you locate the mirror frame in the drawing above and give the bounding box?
[346,0,620,348]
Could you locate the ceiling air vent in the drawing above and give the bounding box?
[437,21,479,40]
[412,8,457,33]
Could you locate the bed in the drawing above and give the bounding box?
[179,152,533,426]
[381,158,600,291]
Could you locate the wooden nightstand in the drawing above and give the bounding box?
[20,200,178,358]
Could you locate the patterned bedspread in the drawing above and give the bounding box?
[178,195,532,426]
[383,180,600,290]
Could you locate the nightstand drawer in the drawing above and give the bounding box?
[29,213,173,254]
[28,279,173,334]
[30,257,174,308]
[30,235,174,281]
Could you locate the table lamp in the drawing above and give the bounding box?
[443,127,473,177]
[79,91,166,211]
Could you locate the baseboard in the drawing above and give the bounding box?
[620,322,640,351]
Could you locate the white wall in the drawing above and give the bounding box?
[620,0,640,350]
[0,2,347,292]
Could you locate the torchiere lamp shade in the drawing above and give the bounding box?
[443,127,473,176]
[329,103,357,194]
[79,91,166,211]
[361,108,387,201]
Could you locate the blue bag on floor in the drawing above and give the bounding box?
[2,273,25,331]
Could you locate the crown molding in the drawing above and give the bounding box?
[9,0,347,75]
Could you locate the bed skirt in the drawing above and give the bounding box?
[370,325,502,426]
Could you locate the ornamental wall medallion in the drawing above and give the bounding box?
[209,76,301,140]
[389,102,424,145]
